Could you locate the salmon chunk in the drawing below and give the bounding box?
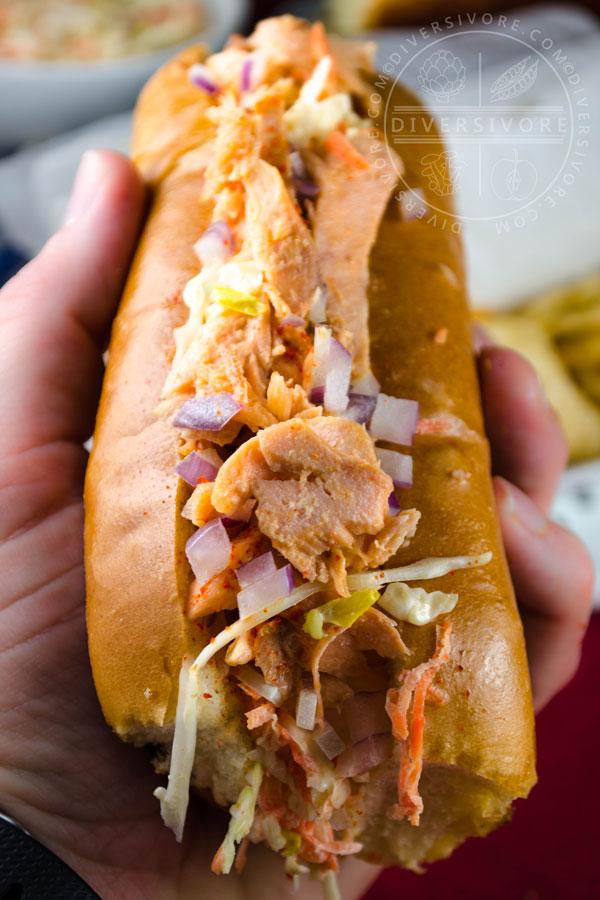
[245,159,320,318]
[212,416,419,593]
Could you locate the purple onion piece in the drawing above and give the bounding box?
[241,56,253,92]
[281,314,306,328]
[376,448,413,489]
[188,63,218,94]
[186,518,231,585]
[237,564,295,619]
[324,338,351,413]
[175,451,219,486]
[314,721,346,760]
[194,220,233,267]
[388,491,401,516]
[236,551,277,589]
[173,393,243,432]
[370,394,419,446]
[293,175,320,199]
[344,393,377,426]
[310,385,325,404]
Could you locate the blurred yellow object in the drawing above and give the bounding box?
[327,0,492,31]
[525,275,600,407]
[476,274,600,462]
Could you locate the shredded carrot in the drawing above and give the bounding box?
[235,835,250,874]
[415,417,452,435]
[386,622,452,825]
[325,130,369,170]
[434,327,448,344]
[211,847,225,874]
[310,21,330,61]
[245,702,276,730]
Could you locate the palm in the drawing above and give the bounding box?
[0,438,375,899]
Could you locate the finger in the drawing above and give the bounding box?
[478,346,568,512]
[494,477,593,712]
[0,150,144,453]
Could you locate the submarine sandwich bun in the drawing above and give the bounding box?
[84,15,536,891]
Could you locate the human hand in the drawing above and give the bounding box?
[477,344,594,712]
[0,150,592,900]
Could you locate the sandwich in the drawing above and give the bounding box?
[84,15,536,894]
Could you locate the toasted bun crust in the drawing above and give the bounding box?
[84,31,536,870]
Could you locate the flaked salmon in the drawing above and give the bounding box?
[212,416,417,593]
[244,159,320,318]
[308,132,401,377]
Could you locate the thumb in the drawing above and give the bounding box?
[494,476,593,711]
[0,150,144,453]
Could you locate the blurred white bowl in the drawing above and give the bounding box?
[0,0,247,151]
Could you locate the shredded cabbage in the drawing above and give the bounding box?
[153,658,199,842]
[262,814,287,852]
[379,582,458,626]
[284,92,362,147]
[191,582,323,675]
[212,286,267,316]
[346,552,493,591]
[214,762,263,874]
[217,258,263,294]
[322,870,342,900]
[303,589,380,640]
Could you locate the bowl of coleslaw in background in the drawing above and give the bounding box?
[0,0,247,151]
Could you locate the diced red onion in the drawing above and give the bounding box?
[376,448,413,488]
[193,220,233,268]
[289,151,320,198]
[310,325,331,392]
[281,314,306,328]
[308,284,327,325]
[289,150,306,180]
[296,689,318,731]
[186,518,231,585]
[342,393,377,426]
[173,393,242,432]
[314,721,346,760]
[343,692,390,746]
[220,499,255,529]
[351,372,380,397]
[370,394,419,446]
[188,63,218,94]
[335,733,393,778]
[236,551,276,589]
[241,56,253,92]
[388,491,401,516]
[237,665,283,706]
[309,329,351,412]
[237,564,295,619]
[399,187,428,221]
[325,339,351,413]
[175,451,219,486]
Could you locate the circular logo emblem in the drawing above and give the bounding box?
[418,50,467,103]
[372,14,588,232]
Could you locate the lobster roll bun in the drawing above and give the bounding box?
[84,14,536,886]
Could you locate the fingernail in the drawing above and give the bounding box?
[496,477,548,535]
[64,150,106,225]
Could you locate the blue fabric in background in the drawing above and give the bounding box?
[0,241,27,287]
